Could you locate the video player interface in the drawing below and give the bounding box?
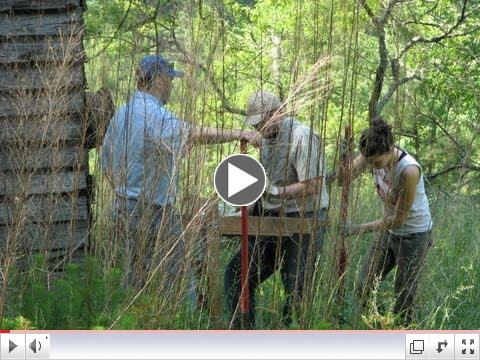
[0,332,478,360]
[1,1,479,360]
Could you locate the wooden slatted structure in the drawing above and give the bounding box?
[0,0,89,268]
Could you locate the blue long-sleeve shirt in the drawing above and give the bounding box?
[101,91,190,206]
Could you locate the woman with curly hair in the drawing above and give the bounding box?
[343,117,433,325]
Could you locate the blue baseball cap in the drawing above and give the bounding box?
[137,54,184,80]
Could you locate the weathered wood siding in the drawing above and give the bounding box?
[0,0,89,267]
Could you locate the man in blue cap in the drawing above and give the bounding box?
[101,54,260,295]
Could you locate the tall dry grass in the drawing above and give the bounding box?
[0,1,478,331]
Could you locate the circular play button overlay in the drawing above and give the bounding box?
[214,154,266,206]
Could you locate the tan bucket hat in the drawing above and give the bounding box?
[244,91,282,126]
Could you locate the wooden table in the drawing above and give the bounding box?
[204,214,330,328]
[220,215,330,236]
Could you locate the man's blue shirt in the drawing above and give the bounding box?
[101,90,190,206]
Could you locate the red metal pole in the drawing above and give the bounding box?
[240,139,250,327]
[337,125,353,302]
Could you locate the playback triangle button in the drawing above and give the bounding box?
[9,339,17,353]
[214,154,266,206]
[227,163,258,197]
[1,334,25,359]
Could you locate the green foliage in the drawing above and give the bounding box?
[0,316,36,330]
[4,0,477,331]
[77,0,479,330]
[2,194,478,330]
[4,256,126,330]
[84,0,479,193]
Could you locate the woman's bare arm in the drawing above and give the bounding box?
[355,165,420,234]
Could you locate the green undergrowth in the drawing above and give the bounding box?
[1,194,478,330]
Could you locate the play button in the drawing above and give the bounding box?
[227,163,258,197]
[214,154,266,206]
[1,334,25,359]
[9,340,17,353]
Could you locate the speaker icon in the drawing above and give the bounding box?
[29,338,42,354]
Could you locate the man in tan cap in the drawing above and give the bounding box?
[224,90,329,328]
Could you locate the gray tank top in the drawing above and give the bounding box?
[373,149,433,235]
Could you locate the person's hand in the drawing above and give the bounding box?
[232,203,254,216]
[264,179,281,197]
[242,130,262,148]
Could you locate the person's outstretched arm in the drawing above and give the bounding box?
[188,126,261,147]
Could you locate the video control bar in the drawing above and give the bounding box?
[0,331,478,360]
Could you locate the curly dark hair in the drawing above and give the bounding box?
[359,117,394,157]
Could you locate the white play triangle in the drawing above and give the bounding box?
[228,162,258,197]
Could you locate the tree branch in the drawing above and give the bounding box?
[90,0,134,59]
[375,74,421,115]
[412,100,463,151]
[368,25,388,120]
[168,26,246,116]
[358,0,375,20]
[364,0,470,119]
[397,0,469,59]
[427,163,480,180]
[359,0,403,120]
[379,0,404,25]
[398,20,444,30]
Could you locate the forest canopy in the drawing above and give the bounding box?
[85,0,480,193]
